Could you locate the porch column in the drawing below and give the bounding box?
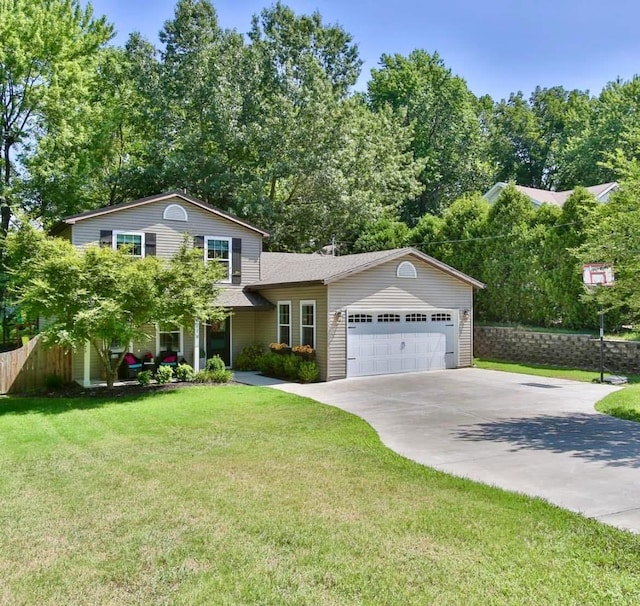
[83,341,91,387]
[193,320,200,372]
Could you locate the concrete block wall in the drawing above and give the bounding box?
[474,326,640,375]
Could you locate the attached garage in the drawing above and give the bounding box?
[249,246,484,381]
[346,309,458,377]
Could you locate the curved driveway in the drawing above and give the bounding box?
[270,368,640,533]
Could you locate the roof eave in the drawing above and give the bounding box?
[247,279,325,291]
[54,191,270,237]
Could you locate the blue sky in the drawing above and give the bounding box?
[88,0,640,100]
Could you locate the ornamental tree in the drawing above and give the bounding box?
[8,226,226,388]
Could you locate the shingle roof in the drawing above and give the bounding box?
[50,191,269,237]
[485,182,618,208]
[216,288,273,309]
[249,248,484,289]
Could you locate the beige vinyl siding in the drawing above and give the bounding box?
[327,256,474,380]
[254,285,328,381]
[70,197,263,286]
[230,310,259,362]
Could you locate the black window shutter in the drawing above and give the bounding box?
[232,238,242,284]
[145,232,156,256]
[194,235,204,250]
[100,230,112,247]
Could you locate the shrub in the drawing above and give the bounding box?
[137,370,152,386]
[282,353,302,380]
[205,355,226,372]
[298,360,319,383]
[258,351,283,377]
[155,365,173,384]
[175,363,195,382]
[44,374,65,391]
[233,344,264,371]
[194,369,233,383]
[258,352,309,381]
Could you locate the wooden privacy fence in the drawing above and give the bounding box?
[0,335,71,394]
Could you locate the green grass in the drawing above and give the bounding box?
[475,358,640,384]
[1,386,639,605]
[596,384,640,423]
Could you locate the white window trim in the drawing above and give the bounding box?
[156,324,184,356]
[277,301,292,345]
[299,300,316,348]
[204,236,232,283]
[113,230,145,257]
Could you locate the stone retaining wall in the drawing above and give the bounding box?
[474,326,640,375]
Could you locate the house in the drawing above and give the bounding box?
[51,191,484,386]
[483,182,618,208]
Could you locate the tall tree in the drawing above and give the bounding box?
[0,0,112,233]
[488,87,590,190]
[368,50,491,219]
[558,77,640,189]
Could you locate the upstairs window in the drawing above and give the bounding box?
[205,236,231,282]
[114,231,144,257]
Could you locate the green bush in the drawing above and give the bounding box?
[175,363,195,382]
[44,374,65,391]
[282,353,302,380]
[257,352,283,377]
[298,360,319,383]
[233,344,264,370]
[258,352,312,381]
[137,370,152,386]
[205,355,226,372]
[194,369,233,384]
[155,365,173,384]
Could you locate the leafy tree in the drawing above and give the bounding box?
[541,188,600,328]
[8,227,225,388]
[410,213,445,259]
[352,218,411,253]
[488,87,590,190]
[0,0,113,233]
[576,160,640,325]
[435,193,489,281]
[558,77,640,189]
[478,185,537,323]
[368,50,491,219]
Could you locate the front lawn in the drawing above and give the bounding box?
[1,387,639,604]
[475,358,640,384]
[595,385,640,423]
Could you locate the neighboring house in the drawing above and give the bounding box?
[483,182,618,208]
[51,191,484,386]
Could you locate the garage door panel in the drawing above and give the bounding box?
[347,310,457,378]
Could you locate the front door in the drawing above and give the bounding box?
[206,317,231,366]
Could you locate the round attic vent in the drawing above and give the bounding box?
[163,203,188,222]
[397,260,417,278]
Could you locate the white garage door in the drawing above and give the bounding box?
[346,310,458,378]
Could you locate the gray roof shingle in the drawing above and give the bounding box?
[249,248,484,289]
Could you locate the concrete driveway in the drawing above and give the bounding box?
[267,368,640,533]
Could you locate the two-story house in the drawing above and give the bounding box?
[51,191,483,386]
